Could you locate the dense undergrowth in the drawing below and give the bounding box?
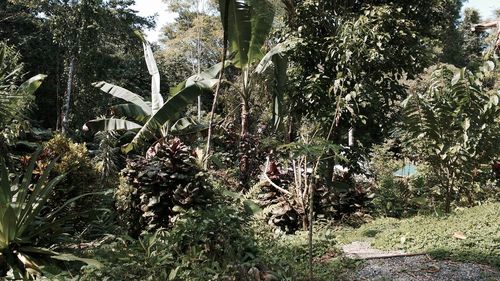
[44,189,356,281]
[1,0,499,280]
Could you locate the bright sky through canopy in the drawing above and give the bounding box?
[462,0,500,19]
[133,0,500,43]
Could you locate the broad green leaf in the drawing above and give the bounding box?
[219,0,275,68]
[83,118,142,132]
[123,83,208,153]
[110,103,149,123]
[255,40,296,74]
[93,81,152,115]
[2,206,17,243]
[186,62,225,88]
[51,253,103,268]
[16,74,46,96]
[170,62,226,95]
[171,117,208,135]
[0,159,10,206]
[142,41,163,114]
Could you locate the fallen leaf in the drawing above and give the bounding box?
[425,265,440,273]
[453,232,466,240]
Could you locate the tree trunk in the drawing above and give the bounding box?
[445,185,452,213]
[348,127,355,147]
[61,57,75,135]
[205,0,230,164]
[308,179,315,281]
[240,97,249,139]
[239,96,250,184]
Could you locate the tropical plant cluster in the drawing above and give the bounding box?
[0,0,498,280]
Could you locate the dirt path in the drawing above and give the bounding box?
[342,241,499,281]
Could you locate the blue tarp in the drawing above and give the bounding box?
[393,164,418,177]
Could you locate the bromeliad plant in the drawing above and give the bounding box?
[0,150,100,279]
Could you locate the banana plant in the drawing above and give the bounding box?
[218,0,275,138]
[84,39,222,153]
[0,150,101,279]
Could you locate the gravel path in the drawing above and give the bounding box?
[342,241,405,259]
[342,241,499,281]
[350,255,499,281]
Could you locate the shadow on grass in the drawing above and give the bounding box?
[426,248,499,269]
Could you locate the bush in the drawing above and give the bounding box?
[21,134,102,235]
[369,140,432,217]
[75,192,259,281]
[116,138,214,237]
[401,63,500,212]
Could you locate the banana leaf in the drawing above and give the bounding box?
[171,117,209,135]
[93,81,152,115]
[123,83,208,153]
[142,41,163,114]
[83,118,142,132]
[110,103,150,123]
[16,74,47,96]
[218,0,275,68]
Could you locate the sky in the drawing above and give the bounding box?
[131,0,174,42]
[132,0,500,43]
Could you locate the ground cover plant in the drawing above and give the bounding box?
[336,202,500,267]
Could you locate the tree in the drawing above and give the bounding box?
[0,41,45,135]
[83,40,221,153]
[459,8,486,69]
[278,0,466,151]
[401,62,499,212]
[208,0,275,182]
[0,0,154,132]
[159,0,222,122]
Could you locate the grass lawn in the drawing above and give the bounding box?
[335,202,500,268]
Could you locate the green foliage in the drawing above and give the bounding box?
[369,140,432,217]
[85,42,221,153]
[0,150,99,279]
[255,223,355,280]
[338,202,500,267]
[401,62,500,212]
[459,8,486,69]
[31,134,102,235]
[0,42,45,128]
[219,0,275,68]
[117,138,214,237]
[74,192,259,280]
[123,81,214,153]
[0,0,155,130]
[159,0,222,86]
[93,131,121,182]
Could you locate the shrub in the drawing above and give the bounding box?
[0,150,99,279]
[369,140,433,217]
[116,138,213,237]
[401,63,500,212]
[21,134,101,234]
[75,192,259,280]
